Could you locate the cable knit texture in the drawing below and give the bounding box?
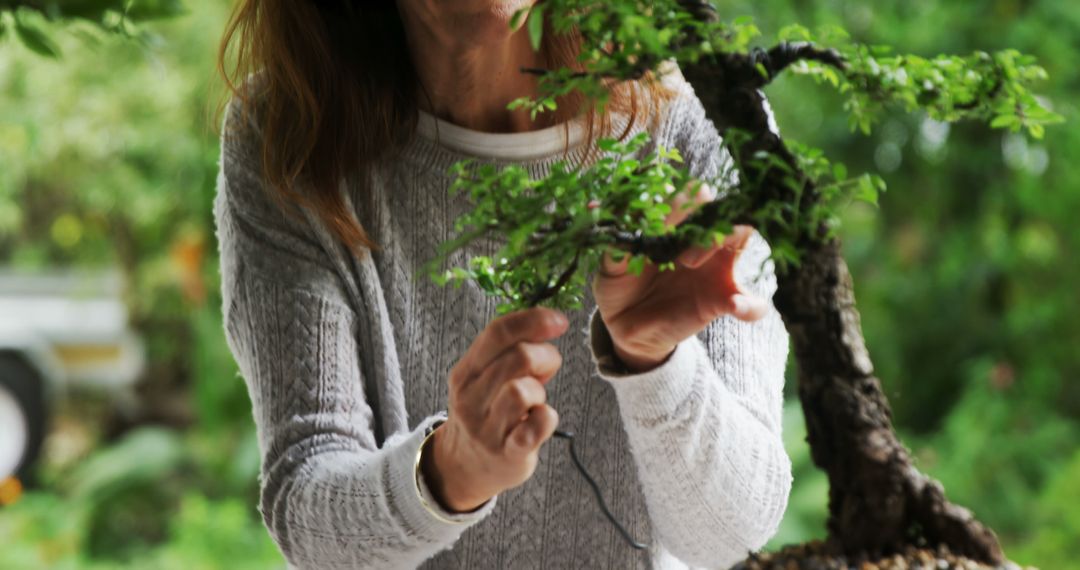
[213,69,792,570]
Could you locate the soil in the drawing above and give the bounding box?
[730,541,1035,570]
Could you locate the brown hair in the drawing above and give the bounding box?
[218,1,673,256]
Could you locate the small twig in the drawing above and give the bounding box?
[676,0,719,21]
[759,42,847,79]
[525,250,581,307]
[954,71,1004,111]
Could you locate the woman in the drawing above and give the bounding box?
[214,0,791,568]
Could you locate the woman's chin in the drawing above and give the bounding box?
[461,0,537,43]
[489,0,535,21]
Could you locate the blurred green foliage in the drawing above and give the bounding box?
[0,0,1076,568]
[736,0,1080,565]
[0,0,184,58]
[1,0,284,567]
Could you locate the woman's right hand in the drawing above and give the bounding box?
[421,307,569,513]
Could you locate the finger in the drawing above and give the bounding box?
[664,181,716,229]
[677,222,755,270]
[454,308,568,383]
[713,226,767,321]
[506,404,559,455]
[469,342,562,402]
[600,182,717,279]
[695,223,756,276]
[728,293,770,322]
[669,183,720,268]
[712,225,757,294]
[489,376,548,441]
[600,245,631,278]
[676,232,722,269]
[722,225,754,258]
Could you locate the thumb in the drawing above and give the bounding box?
[728,293,769,322]
[599,246,631,278]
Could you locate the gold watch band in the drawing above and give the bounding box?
[413,418,470,525]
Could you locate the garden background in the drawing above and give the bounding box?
[1,0,1077,567]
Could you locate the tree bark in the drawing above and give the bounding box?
[773,241,1003,562]
[673,1,1005,562]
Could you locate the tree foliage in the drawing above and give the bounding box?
[421,0,1069,565]
[424,0,1060,316]
[0,0,183,57]
[1,0,1076,566]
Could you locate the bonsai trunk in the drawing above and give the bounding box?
[774,240,1003,562]
[672,1,1005,561]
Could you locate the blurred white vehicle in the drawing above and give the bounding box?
[0,269,144,481]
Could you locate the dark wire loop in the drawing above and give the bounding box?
[553,429,650,550]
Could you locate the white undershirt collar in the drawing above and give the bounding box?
[416,109,588,161]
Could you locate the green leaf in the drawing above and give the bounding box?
[778,24,811,42]
[527,5,544,52]
[509,7,529,30]
[854,175,880,206]
[991,114,1019,129]
[14,14,61,58]
[597,138,618,152]
[125,0,186,21]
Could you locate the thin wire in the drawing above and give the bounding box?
[552,428,650,550]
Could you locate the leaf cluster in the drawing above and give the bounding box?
[779,24,1064,139]
[738,135,889,272]
[509,0,762,117]
[422,133,714,313]
[430,1,1062,309]
[1,0,184,57]
[514,3,1061,142]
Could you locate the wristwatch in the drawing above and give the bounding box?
[413,418,465,524]
[414,417,496,524]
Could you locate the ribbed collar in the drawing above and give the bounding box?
[416,109,588,161]
[399,109,637,180]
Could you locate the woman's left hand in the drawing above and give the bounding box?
[591,182,770,373]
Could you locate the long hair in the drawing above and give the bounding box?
[218,1,672,256]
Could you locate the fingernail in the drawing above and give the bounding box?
[549,311,568,327]
[731,294,766,320]
[683,248,707,267]
[731,294,750,315]
[702,183,717,200]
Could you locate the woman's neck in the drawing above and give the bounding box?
[397,4,565,134]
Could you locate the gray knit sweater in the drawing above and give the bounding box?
[213,71,792,570]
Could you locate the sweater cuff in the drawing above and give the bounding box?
[587,307,704,418]
[387,412,498,540]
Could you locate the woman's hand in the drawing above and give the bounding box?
[592,182,770,373]
[422,307,568,513]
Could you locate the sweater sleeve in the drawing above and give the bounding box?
[213,96,496,569]
[586,231,791,569]
[584,82,792,569]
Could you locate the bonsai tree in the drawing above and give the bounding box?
[422,0,1062,567]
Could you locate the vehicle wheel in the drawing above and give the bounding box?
[0,354,47,482]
